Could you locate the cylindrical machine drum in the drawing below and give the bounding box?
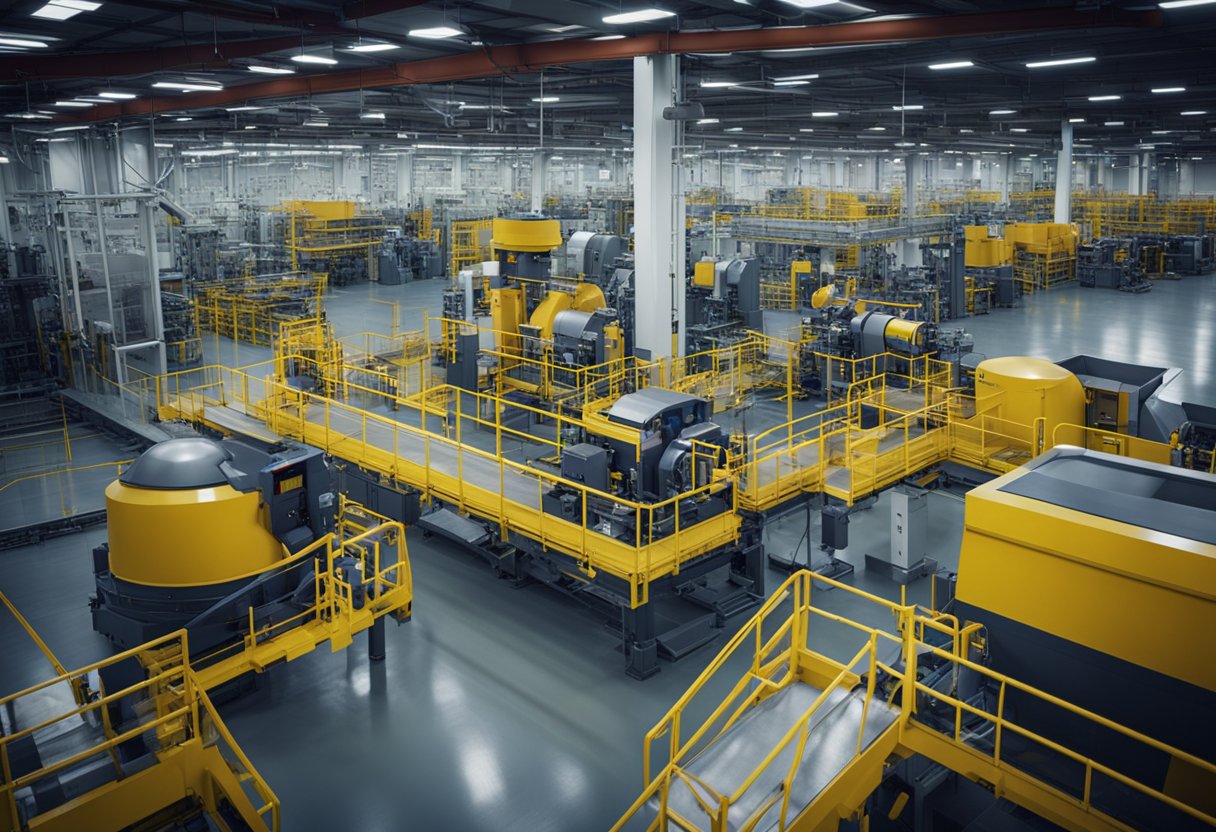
[106,481,282,586]
[974,356,1085,447]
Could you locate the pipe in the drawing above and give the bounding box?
[62,6,1160,122]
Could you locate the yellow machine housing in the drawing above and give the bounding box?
[491,217,562,253]
[106,480,281,586]
[974,356,1085,448]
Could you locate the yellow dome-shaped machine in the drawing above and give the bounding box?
[92,437,336,652]
[974,356,1086,450]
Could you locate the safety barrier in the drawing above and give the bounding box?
[0,630,279,832]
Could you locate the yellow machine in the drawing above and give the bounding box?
[480,216,624,397]
[615,448,1216,831]
[92,436,413,689]
[973,355,1086,451]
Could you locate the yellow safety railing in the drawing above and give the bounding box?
[0,630,279,832]
[616,569,1216,831]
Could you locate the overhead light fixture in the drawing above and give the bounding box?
[1069,117,1085,123]
[798,128,815,133]
[347,42,399,52]
[928,60,973,70]
[1152,130,1172,134]
[1087,95,1121,102]
[0,156,10,163]
[1159,0,1216,7]
[724,126,743,132]
[776,0,840,7]
[958,128,974,133]
[174,116,192,122]
[54,100,93,107]
[226,106,263,112]
[360,112,386,120]
[303,120,329,127]
[408,26,464,38]
[0,37,49,48]
[591,34,626,40]
[867,126,886,131]
[602,9,675,24]
[700,80,737,88]
[152,81,223,92]
[989,109,1016,115]
[696,118,719,124]
[244,125,257,130]
[1025,56,1096,68]
[1010,128,1030,132]
[772,73,819,82]
[532,96,560,103]
[1104,121,1125,126]
[31,0,101,20]
[774,80,810,87]
[52,124,89,132]
[1151,87,1185,94]
[811,111,838,117]
[892,104,924,111]
[98,91,136,99]
[248,65,295,75]
[6,112,52,119]
[1181,110,1208,115]
[291,54,337,65]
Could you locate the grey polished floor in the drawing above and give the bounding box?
[1,272,1213,831]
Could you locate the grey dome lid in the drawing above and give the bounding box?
[120,438,233,490]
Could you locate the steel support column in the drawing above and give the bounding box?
[632,54,685,360]
[530,150,547,214]
[1054,120,1073,224]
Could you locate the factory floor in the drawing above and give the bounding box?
[2,273,1214,830]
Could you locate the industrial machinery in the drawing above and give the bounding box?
[1077,237,1153,292]
[686,256,763,353]
[615,447,1216,831]
[91,436,413,680]
[419,387,763,679]
[1164,233,1214,276]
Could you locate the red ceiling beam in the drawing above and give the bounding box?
[0,37,304,82]
[67,5,1162,122]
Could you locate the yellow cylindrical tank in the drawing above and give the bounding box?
[106,481,282,586]
[106,438,283,587]
[491,217,562,252]
[974,356,1085,447]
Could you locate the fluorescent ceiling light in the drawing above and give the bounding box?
[226,106,263,112]
[291,54,337,65]
[1151,87,1185,93]
[774,80,810,87]
[798,128,815,133]
[6,112,52,119]
[696,118,719,124]
[591,34,626,40]
[1159,0,1216,7]
[244,125,257,130]
[347,42,398,52]
[1181,110,1208,115]
[248,65,294,75]
[928,60,973,70]
[773,73,818,82]
[54,100,93,107]
[892,104,923,111]
[700,80,737,88]
[1069,117,1085,123]
[811,111,838,117]
[408,26,464,38]
[1010,128,1029,132]
[866,126,886,131]
[1104,121,1124,126]
[153,81,223,92]
[174,116,192,121]
[31,0,100,20]
[989,109,1016,115]
[52,124,89,132]
[0,37,48,48]
[303,120,328,127]
[1088,95,1121,102]
[602,9,675,24]
[1152,130,1172,134]
[98,91,136,99]
[724,126,743,132]
[532,96,560,103]
[0,156,8,164]
[958,128,974,133]
[360,112,386,119]
[776,0,839,7]
[1025,56,1096,68]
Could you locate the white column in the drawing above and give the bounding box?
[1054,121,1073,224]
[451,152,463,194]
[903,156,915,218]
[1180,160,1196,195]
[530,150,547,213]
[1000,154,1011,204]
[633,53,685,360]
